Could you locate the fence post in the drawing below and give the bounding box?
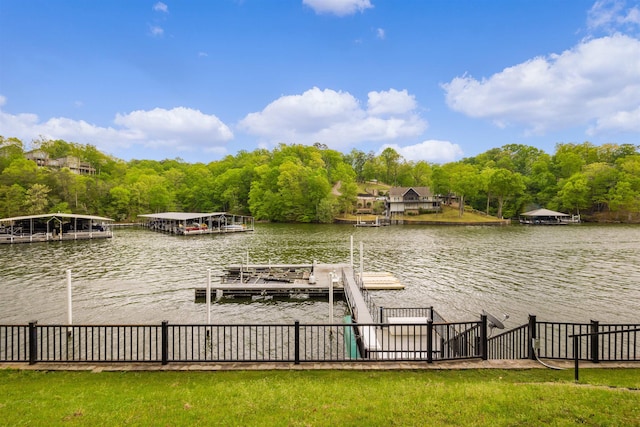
[379,307,384,323]
[294,321,300,365]
[161,321,168,365]
[28,321,38,365]
[427,318,433,363]
[480,314,488,360]
[573,335,580,382]
[590,320,599,363]
[528,315,537,360]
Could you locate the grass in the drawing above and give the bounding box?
[1,368,639,426]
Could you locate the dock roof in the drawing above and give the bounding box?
[520,208,569,217]
[0,213,113,223]
[138,212,228,221]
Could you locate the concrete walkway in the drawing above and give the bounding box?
[2,359,638,372]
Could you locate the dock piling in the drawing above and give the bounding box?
[206,269,211,324]
[66,269,72,336]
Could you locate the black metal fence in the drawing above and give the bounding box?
[488,315,640,362]
[2,319,486,365]
[2,316,638,366]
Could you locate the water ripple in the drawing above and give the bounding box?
[1,224,639,325]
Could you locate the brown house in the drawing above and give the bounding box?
[386,187,441,215]
[25,151,96,175]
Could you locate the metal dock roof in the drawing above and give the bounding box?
[0,213,113,222]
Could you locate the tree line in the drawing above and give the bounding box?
[1,136,639,222]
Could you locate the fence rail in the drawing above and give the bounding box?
[2,317,638,366]
[488,315,640,362]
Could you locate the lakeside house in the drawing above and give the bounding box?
[386,186,441,216]
[25,150,96,175]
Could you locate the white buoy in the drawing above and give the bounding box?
[206,269,211,324]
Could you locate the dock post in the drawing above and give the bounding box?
[350,235,354,267]
[206,269,211,324]
[66,269,72,336]
[329,272,334,325]
[359,241,364,287]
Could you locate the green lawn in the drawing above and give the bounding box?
[2,369,639,426]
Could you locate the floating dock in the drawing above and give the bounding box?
[359,272,405,290]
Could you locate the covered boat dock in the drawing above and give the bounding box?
[0,213,113,244]
[519,208,580,225]
[139,212,254,235]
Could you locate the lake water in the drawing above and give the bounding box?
[1,223,639,328]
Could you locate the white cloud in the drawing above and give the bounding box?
[376,28,385,39]
[115,107,233,142]
[238,87,427,149]
[303,0,373,16]
[153,2,169,13]
[588,105,640,134]
[149,25,164,37]
[442,34,640,136]
[379,140,464,163]
[367,89,416,116]
[0,101,233,158]
[588,0,640,33]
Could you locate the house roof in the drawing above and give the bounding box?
[520,208,570,217]
[388,186,432,197]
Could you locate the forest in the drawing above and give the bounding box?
[1,135,639,223]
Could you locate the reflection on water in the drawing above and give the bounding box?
[1,224,639,327]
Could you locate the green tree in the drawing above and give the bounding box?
[448,162,480,216]
[557,173,590,215]
[345,149,368,183]
[109,186,132,221]
[0,183,26,217]
[487,168,526,218]
[24,183,51,214]
[379,147,402,185]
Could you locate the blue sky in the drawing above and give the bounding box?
[1,0,639,163]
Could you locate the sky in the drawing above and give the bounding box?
[1,0,639,164]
